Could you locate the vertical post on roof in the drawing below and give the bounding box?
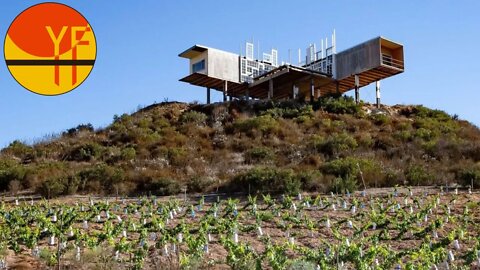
[310,77,315,102]
[376,80,381,108]
[268,79,273,100]
[206,87,211,105]
[245,89,249,101]
[223,80,228,102]
[354,75,360,105]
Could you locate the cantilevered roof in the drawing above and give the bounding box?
[248,65,335,99]
[379,36,403,49]
[178,45,209,59]
[180,73,248,97]
[180,65,336,100]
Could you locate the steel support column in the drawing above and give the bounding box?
[354,75,360,105]
[310,78,315,102]
[268,79,273,100]
[376,81,381,108]
[223,80,227,102]
[207,87,211,104]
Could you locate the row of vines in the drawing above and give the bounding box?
[0,188,479,269]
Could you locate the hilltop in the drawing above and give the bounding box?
[1,97,480,198]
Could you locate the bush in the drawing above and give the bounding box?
[244,147,273,164]
[0,160,26,191]
[67,143,104,162]
[296,170,324,191]
[456,166,480,188]
[394,130,413,142]
[147,178,181,196]
[323,158,359,179]
[37,177,66,198]
[401,105,452,121]
[231,167,301,195]
[414,128,437,141]
[369,114,390,126]
[1,140,34,159]
[120,147,136,161]
[36,175,80,198]
[234,115,279,135]
[187,176,215,193]
[404,165,434,186]
[77,164,125,193]
[167,147,188,166]
[321,157,378,192]
[179,110,208,125]
[314,96,360,114]
[330,175,358,195]
[312,133,358,157]
[64,123,94,136]
[261,105,313,120]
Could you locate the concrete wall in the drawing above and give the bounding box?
[207,48,240,83]
[335,37,381,80]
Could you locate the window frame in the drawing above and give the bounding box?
[192,59,206,73]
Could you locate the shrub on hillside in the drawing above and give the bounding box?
[321,157,378,192]
[261,105,313,120]
[146,178,181,196]
[67,143,104,162]
[404,165,434,186]
[234,115,279,135]
[187,176,215,193]
[414,128,437,141]
[244,147,274,164]
[322,157,360,179]
[296,170,325,191]
[329,175,358,194]
[312,133,358,157]
[120,147,136,161]
[37,177,66,198]
[151,117,171,130]
[465,143,480,162]
[230,167,301,195]
[167,147,188,166]
[400,105,452,121]
[394,130,413,142]
[63,123,94,137]
[36,175,80,198]
[77,164,125,193]
[1,140,34,159]
[0,160,26,191]
[113,113,134,125]
[179,110,208,125]
[369,114,390,126]
[456,165,480,188]
[314,96,360,114]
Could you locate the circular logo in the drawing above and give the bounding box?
[4,3,96,96]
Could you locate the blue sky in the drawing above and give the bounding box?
[1,1,479,148]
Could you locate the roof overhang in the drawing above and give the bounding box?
[179,45,209,59]
[379,36,403,49]
[248,65,335,99]
[180,73,248,97]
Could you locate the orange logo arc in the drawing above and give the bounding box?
[4,2,97,95]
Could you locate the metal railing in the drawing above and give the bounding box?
[381,54,404,69]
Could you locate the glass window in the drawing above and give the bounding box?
[192,59,205,73]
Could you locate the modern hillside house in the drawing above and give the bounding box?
[179,32,404,107]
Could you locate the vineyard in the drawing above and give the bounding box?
[0,187,478,269]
